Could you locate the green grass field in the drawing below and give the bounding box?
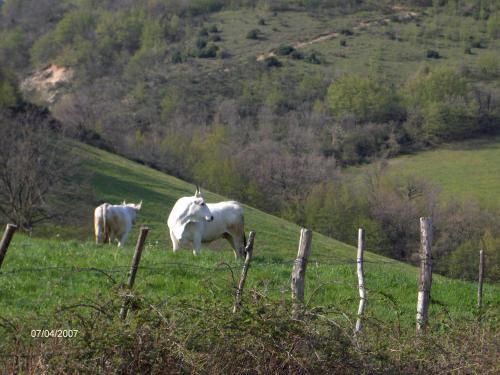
[1,141,498,332]
[348,136,500,210]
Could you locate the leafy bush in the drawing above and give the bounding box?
[197,44,218,58]
[263,56,282,68]
[475,52,499,79]
[426,49,440,58]
[275,45,295,56]
[487,12,500,39]
[171,50,186,63]
[305,52,322,64]
[196,37,208,49]
[327,74,401,123]
[404,66,474,140]
[290,50,304,59]
[0,67,21,108]
[198,27,209,37]
[246,28,261,39]
[216,48,230,59]
[208,34,222,42]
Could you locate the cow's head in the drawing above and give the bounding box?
[121,200,142,224]
[183,187,213,222]
[122,200,142,210]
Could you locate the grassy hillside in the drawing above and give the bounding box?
[1,141,498,329]
[348,136,500,210]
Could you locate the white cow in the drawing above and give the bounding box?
[94,201,142,247]
[167,187,246,258]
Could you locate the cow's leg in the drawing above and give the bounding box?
[109,231,116,245]
[170,230,180,253]
[193,232,202,256]
[95,225,102,244]
[223,233,240,259]
[228,226,246,259]
[118,230,130,248]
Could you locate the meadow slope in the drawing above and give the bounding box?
[1,141,498,329]
[348,136,500,210]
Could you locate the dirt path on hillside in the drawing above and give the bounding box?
[256,6,421,61]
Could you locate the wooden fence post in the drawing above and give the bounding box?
[355,228,366,333]
[233,231,256,313]
[120,226,149,320]
[416,217,432,334]
[0,224,18,271]
[478,249,484,309]
[291,228,312,317]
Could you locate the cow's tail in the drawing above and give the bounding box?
[102,204,109,244]
[242,213,247,254]
[94,208,100,244]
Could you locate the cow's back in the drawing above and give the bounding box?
[107,205,133,234]
[203,201,244,240]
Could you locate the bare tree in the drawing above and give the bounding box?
[0,106,80,230]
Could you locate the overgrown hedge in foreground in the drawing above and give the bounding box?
[1,294,498,374]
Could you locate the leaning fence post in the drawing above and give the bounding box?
[416,217,432,334]
[120,226,149,320]
[0,224,18,271]
[233,231,256,313]
[355,228,366,333]
[291,228,312,317]
[477,249,484,309]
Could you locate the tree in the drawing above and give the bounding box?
[326,74,400,123]
[0,67,21,108]
[0,106,80,230]
[404,66,474,140]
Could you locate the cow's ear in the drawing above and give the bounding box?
[137,200,142,210]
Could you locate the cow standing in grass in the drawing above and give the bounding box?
[94,201,142,247]
[167,187,246,258]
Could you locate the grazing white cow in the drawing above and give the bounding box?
[167,187,246,258]
[94,201,142,247]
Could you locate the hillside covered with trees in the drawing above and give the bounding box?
[0,0,499,280]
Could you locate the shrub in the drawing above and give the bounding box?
[263,56,282,68]
[290,50,304,59]
[258,18,266,25]
[475,52,499,79]
[487,12,500,39]
[470,40,483,48]
[0,67,21,108]
[216,48,230,59]
[208,34,222,42]
[327,74,400,123]
[196,37,207,49]
[340,39,347,46]
[171,50,186,63]
[198,44,218,58]
[404,66,474,140]
[246,28,261,39]
[306,52,322,64]
[208,24,219,33]
[198,27,209,37]
[426,49,440,58]
[340,29,353,36]
[275,45,295,56]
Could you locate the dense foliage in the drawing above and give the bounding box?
[1,293,498,374]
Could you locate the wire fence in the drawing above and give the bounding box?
[0,223,493,345]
